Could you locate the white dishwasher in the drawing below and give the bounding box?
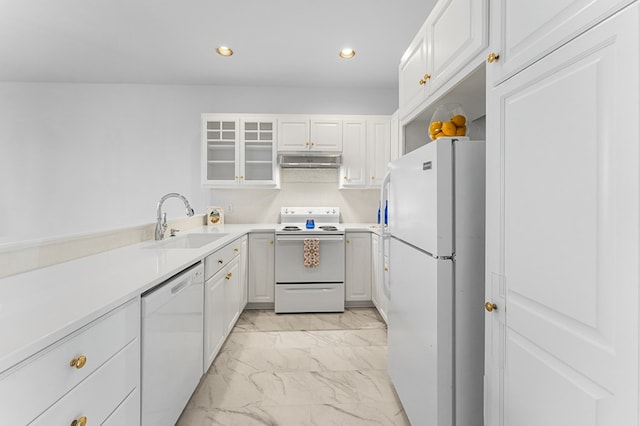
[141,262,204,426]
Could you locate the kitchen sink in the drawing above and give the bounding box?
[149,233,229,249]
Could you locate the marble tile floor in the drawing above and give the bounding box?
[177,308,411,425]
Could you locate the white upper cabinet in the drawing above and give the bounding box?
[340,117,391,189]
[399,20,430,117]
[278,116,342,152]
[487,0,634,86]
[202,114,278,188]
[427,0,488,93]
[340,119,367,187]
[399,0,488,119]
[367,119,391,187]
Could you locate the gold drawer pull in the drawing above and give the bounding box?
[225,272,233,280]
[487,52,500,63]
[70,355,87,369]
[71,416,87,426]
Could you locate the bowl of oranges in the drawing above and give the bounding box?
[428,104,468,140]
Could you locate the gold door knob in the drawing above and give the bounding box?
[419,73,431,85]
[225,272,232,280]
[70,355,87,369]
[71,416,87,426]
[487,52,500,63]
[485,301,498,312]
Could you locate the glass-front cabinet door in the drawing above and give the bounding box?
[202,114,278,188]
[241,119,277,186]
[202,116,239,185]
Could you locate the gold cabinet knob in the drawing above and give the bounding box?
[343,176,348,180]
[218,259,224,264]
[371,176,375,180]
[225,272,233,280]
[305,142,309,146]
[234,248,239,252]
[311,142,315,146]
[485,301,498,312]
[240,176,244,179]
[70,355,87,369]
[269,240,274,245]
[71,416,87,426]
[419,73,431,85]
[235,175,239,179]
[384,267,389,271]
[346,240,350,244]
[487,52,500,63]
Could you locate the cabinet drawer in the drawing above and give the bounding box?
[31,338,139,425]
[0,299,139,425]
[205,238,242,280]
[102,387,140,425]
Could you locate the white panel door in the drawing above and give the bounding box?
[367,119,391,187]
[485,5,639,425]
[278,117,309,151]
[310,119,342,151]
[398,20,429,116]
[427,0,488,93]
[340,119,367,187]
[488,0,634,85]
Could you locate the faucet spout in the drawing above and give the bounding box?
[154,193,195,240]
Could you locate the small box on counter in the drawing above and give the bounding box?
[206,206,224,226]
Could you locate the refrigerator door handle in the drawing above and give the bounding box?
[380,171,391,299]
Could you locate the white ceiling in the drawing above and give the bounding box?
[0,0,437,89]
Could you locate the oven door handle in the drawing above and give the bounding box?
[276,235,345,242]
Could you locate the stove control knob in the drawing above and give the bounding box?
[332,209,336,214]
[291,210,295,214]
[283,208,288,214]
[326,210,330,214]
[308,210,312,214]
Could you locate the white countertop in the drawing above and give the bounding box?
[0,223,376,374]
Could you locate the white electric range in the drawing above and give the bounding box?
[275,207,345,313]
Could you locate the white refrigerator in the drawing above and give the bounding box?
[385,137,485,426]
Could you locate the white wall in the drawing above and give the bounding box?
[0,82,394,242]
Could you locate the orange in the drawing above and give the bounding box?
[456,125,467,136]
[451,115,466,127]
[441,121,457,136]
[430,129,442,140]
[429,121,442,134]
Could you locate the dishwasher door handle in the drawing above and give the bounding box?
[170,278,193,295]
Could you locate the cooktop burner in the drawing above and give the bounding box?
[319,225,338,231]
[281,226,302,231]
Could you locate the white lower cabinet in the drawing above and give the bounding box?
[203,237,245,372]
[239,235,248,310]
[345,232,372,302]
[248,232,275,304]
[0,298,140,425]
[204,268,226,371]
[371,233,388,323]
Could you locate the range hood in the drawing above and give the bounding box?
[278,152,342,168]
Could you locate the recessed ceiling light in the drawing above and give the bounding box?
[338,48,356,59]
[216,46,234,57]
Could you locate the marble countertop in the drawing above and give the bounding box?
[0,223,376,374]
